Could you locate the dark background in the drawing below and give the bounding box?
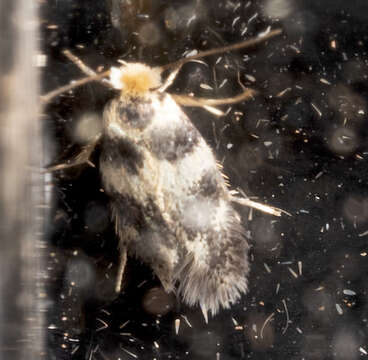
[41,0,368,359]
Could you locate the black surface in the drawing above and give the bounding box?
[42,1,368,359]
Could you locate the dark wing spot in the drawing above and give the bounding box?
[150,119,200,162]
[111,195,175,249]
[101,135,143,175]
[117,98,152,129]
[111,195,147,231]
[198,169,223,197]
[110,194,167,231]
[187,168,224,199]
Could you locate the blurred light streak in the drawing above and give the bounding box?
[0,0,45,359]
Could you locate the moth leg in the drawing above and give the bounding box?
[115,244,127,293]
[46,133,101,172]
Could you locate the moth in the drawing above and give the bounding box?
[42,29,285,322]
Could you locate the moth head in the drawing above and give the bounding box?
[110,63,162,97]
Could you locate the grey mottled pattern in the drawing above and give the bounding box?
[100,92,250,317]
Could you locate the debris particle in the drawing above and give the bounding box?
[175,318,180,335]
[180,315,193,328]
[276,283,280,294]
[336,303,343,315]
[289,45,301,53]
[276,87,291,97]
[260,312,275,339]
[281,299,290,335]
[320,78,331,85]
[264,263,271,273]
[311,102,322,117]
[315,171,324,179]
[245,74,256,82]
[96,318,108,332]
[200,83,213,90]
[288,267,298,279]
[232,317,239,326]
[219,79,228,88]
[121,347,138,359]
[343,289,356,296]
[120,320,130,329]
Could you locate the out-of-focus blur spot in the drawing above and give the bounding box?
[65,256,95,291]
[236,143,265,172]
[302,285,333,324]
[329,251,363,280]
[301,333,329,359]
[332,329,359,360]
[142,287,175,316]
[342,59,368,84]
[328,127,358,156]
[72,112,102,144]
[263,0,293,20]
[84,202,109,233]
[187,330,219,358]
[181,198,216,232]
[343,196,368,224]
[327,85,366,122]
[138,22,161,47]
[164,3,204,33]
[251,217,281,257]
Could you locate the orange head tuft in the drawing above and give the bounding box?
[110,63,162,97]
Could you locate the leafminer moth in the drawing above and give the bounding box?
[42,28,286,322]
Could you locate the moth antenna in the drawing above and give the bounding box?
[41,50,113,105]
[158,60,209,93]
[158,64,183,93]
[160,28,282,71]
[171,89,256,113]
[159,30,280,105]
[63,49,97,77]
[202,105,225,117]
[40,71,110,105]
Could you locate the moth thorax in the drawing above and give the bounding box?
[110,63,162,97]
